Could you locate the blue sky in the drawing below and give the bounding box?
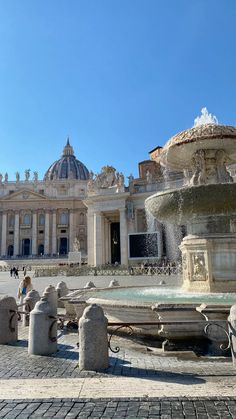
[0,0,236,181]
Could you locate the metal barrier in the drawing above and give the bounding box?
[107,320,232,358]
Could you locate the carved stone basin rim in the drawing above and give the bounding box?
[145,183,236,224]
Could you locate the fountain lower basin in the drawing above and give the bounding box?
[62,286,235,347]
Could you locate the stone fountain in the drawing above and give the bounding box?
[146,108,236,293]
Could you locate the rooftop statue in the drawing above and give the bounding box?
[25,169,30,181]
[15,172,20,182]
[33,171,38,182]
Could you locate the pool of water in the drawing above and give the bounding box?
[95,287,236,305]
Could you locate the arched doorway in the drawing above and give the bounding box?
[22,239,31,256]
[8,245,14,257]
[38,244,44,256]
[59,237,68,255]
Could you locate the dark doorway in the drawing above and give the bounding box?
[59,237,68,255]
[110,222,120,264]
[8,245,14,257]
[22,239,31,256]
[38,244,44,256]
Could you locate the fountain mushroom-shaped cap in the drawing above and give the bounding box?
[109,279,120,287]
[84,281,96,289]
[82,304,106,320]
[160,123,236,171]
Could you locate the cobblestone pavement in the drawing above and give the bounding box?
[0,324,235,417]
[0,397,236,418]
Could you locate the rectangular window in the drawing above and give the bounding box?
[61,229,66,233]
[128,232,159,259]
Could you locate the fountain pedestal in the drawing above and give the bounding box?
[180,234,236,293]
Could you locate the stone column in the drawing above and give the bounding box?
[32,211,37,256]
[104,218,109,264]
[13,211,20,257]
[94,212,103,266]
[69,210,75,252]
[44,211,50,255]
[52,210,57,255]
[87,210,95,266]
[119,208,128,266]
[1,212,7,257]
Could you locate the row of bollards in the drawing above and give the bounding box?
[0,279,236,370]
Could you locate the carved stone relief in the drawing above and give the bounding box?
[192,253,207,281]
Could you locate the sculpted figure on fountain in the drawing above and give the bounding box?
[190,149,233,186]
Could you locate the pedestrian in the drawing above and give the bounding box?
[10,268,13,277]
[14,268,19,279]
[23,267,26,276]
[17,276,33,305]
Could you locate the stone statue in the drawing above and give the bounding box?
[190,149,206,185]
[94,166,116,189]
[4,173,8,183]
[118,172,124,187]
[190,149,233,186]
[216,149,233,183]
[33,171,38,182]
[146,169,153,184]
[128,174,135,193]
[128,173,134,184]
[25,169,30,181]
[15,172,20,182]
[73,237,80,252]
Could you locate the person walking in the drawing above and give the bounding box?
[17,276,33,305]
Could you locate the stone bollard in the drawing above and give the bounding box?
[229,304,236,366]
[43,285,57,315]
[23,290,40,327]
[79,304,109,371]
[56,281,69,308]
[28,297,57,356]
[0,296,18,344]
[108,279,120,287]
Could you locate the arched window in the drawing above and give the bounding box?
[80,212,84,225]
[60,212,68,225]
[39,214,45,226]
[23,214,31,225]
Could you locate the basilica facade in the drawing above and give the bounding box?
[0,139,182,265]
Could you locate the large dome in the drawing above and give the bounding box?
[44,139,89,181]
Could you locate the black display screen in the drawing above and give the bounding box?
[129,233,158,258]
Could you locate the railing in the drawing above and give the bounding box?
[34,264,182,277]
[107,320,232,356]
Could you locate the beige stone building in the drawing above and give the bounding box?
[0,140,182,265]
